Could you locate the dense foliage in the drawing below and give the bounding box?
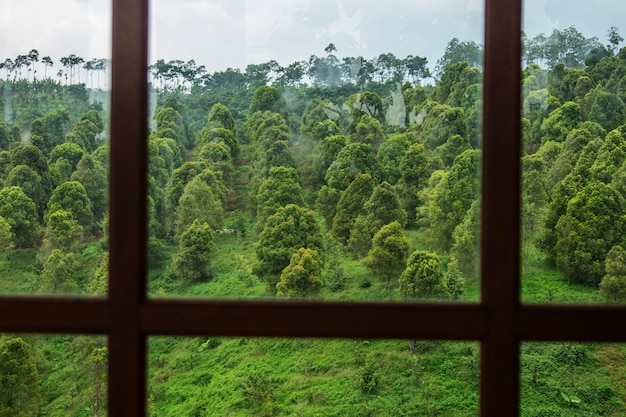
[3,26,626,415]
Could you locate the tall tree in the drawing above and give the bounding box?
[348,181,407,257]
[253,204,323,293]
[0,186,39,247]
[47,181,94,233]
[332,173,375,244]
[399,250,449,299]
[362,221,410,284]
[175,176,223,237]
[599,245,626,303]
[173,219,216,282]
[554,181,626,286]
[276,248,324,298]
[0,338,42,416]
[70,154,109,225]
[42,249,79,294]
[428,149,480,251]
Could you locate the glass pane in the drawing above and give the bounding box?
[521,342,626,415]
[148,337,478,415]
[521,1,626,304]
[0,0,111,296]
[0,334,108,415]
[148,1,483,301]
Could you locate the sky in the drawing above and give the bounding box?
[2,0,626,76]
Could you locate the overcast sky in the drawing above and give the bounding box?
[2,0,626,75]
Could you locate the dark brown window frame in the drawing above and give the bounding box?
[1,0,626,415]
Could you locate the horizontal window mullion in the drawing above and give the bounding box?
[0,297,110,333]
[140,300,488,339]
[518,305,626,341]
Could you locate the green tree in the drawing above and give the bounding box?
[197,141,234,181]
[315,185,341,225]
[207,102,236,134]
[0,186,39,247]
[43,209,83,253]
[353,114,386,152]
[362,221,410,284]
[428,149,480,251]
[435,38,483,77]
[70,154,108,225]
[599,245,626,303]
[42,249,79,294]
[10,145,48,178]
[253,204,323,293]
[0,216,14,259]
[175,176,223,237]
[248,86,289,122]
[397,143,430,227]
[589,129,626,183]
[418,104,467,150]
[310,134,347,187]
[165,161,207,217]
[344,91,384,133]
[173,219,216,282]
[450,200,480,275]
[5,165,46,218]
[0,338,42,416]
[88,251,108,296]
[377,133,412,184]
[445,257,466,300]
[276,248,323,298]
[49,142,85,173]
[554,181,626,286]
[200,127,240,160]
[540,101,582,144]
[332,173,375,245]
[47,181,94,232]
[399,250,449,299]
[348,181,407,257]
[299,98,340,141]
[88,347,108,417]
[255,166,304,232]
[589,90,626,132]
[324,142,381,191]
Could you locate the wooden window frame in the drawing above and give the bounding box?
[1,0,626,415]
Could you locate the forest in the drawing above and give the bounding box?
[1,25,626,416]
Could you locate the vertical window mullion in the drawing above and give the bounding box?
[108,0,149,415]
[480,0,522,416]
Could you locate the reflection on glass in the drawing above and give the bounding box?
[148,337,478,415]
[0,0,111,295]
[521,2,626,304]
[0,334,108,415]
[148,1,483,301]
[521,342,625,416]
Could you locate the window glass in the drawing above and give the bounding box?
[148,337,479,415]
[0,0,111,296]
[521,1,626,304]
[521,342,626,415]
[148,0,483,302]
[0,333,108,416]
